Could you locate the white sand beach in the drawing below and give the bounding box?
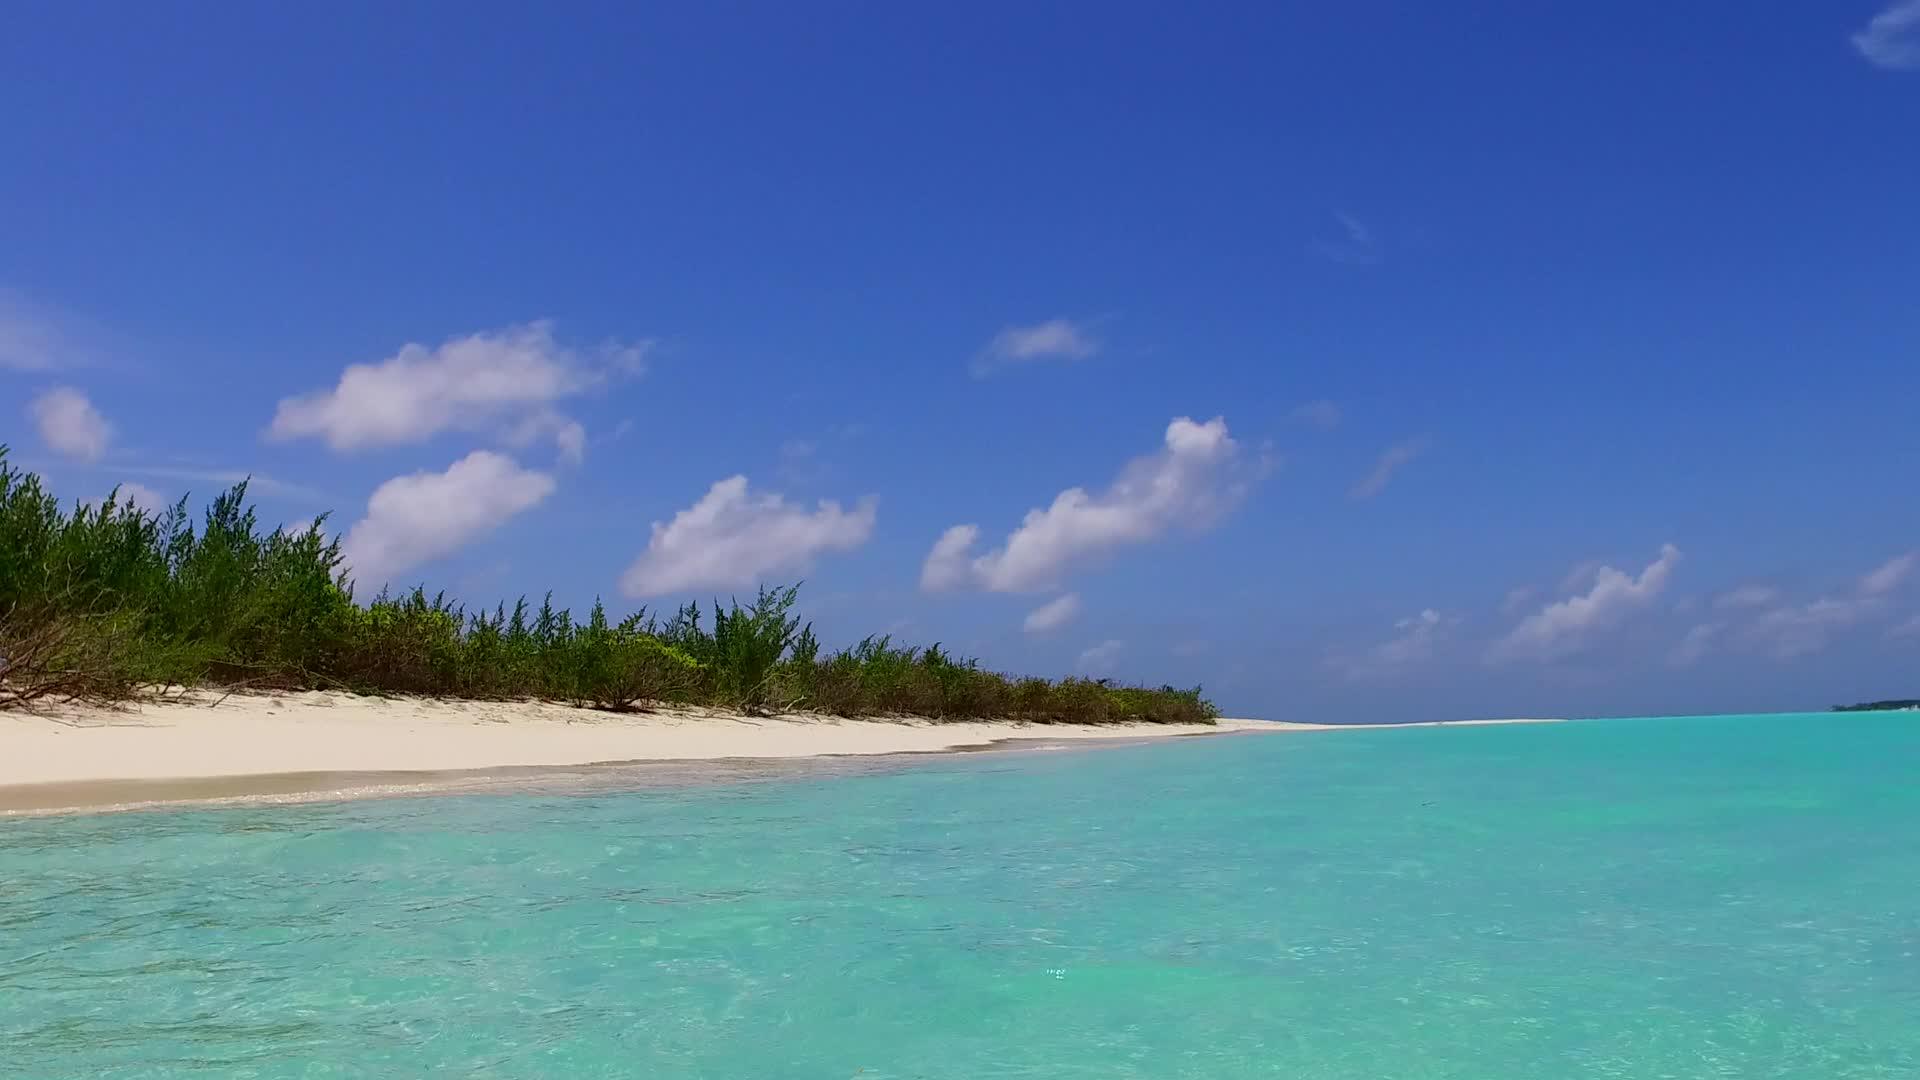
[0,692,1563,813]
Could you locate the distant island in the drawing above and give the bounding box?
[1832,700,1920,712]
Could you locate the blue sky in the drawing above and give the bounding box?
[4,3,1918,722]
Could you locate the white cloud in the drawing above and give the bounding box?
[1077,639,1124,673]
[1713,583,1781,611]
[921,416,1254,593]
[1557,560,1606,594]
[340,451,556,589]
[1736,552,1918,659]
[1668,621,1725,668]
[503,410,590,466]
[619,475,877,597]
[1854,0,1920,69]
[112,482,166,515]
[1662,553,1917,665]
[83,481,167,517]
[920,525,982,591]
[30,387,111,462]
[1350,438,1429,500]
[1489,544,1682,664]
[1023,593,1082,634]
[1891,614,1920,639]
[1744,599,1867,660]
[1334,608,1456,681]
[971,318,1098,377]
[1288,399,1342,430]
[1171,639,1211,657]
[1860,551,1916,596]
[269,320,645,461]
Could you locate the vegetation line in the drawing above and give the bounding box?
[0,448,1215,725]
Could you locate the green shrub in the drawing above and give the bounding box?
[0,446,1217,723]
[708,584,804,710]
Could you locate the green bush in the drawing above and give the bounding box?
[709,584,805,710]
[0,447,1217,723]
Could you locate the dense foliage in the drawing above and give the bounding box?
[0,448,1215,723]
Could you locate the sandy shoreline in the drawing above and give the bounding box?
[0,691,1563,814]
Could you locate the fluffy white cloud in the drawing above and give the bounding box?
[113,482,166,515]
[921,416,1253,593]
[1333,608,1456,680]
[83,481,167,517]
[1488,544,1682,664]
[1349,438,1429,500]
[920,525,982,591]
[30,387,111,462]
[503,410,590,466]
[1738,552,1917,659]
[971,318,1098,376]
[1077,639,1124,673]
[1855,0,1920,69]
[1673,553,1918,664]
[269,320,645,461]
[340,451,556,589]
[620,475,877,597]
[1022,593,1082,634]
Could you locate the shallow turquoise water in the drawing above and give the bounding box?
[5,712,1919,1078]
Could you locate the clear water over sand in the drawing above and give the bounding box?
[4,712,1917,1077]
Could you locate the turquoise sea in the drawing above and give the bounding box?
[4,711,1919,1078]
